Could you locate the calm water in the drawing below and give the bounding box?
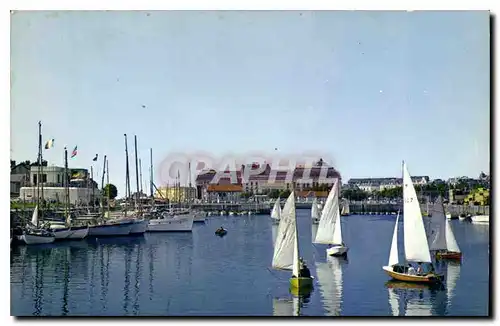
[10,210,490,316]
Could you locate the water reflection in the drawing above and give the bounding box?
[273,292,311,316]
[315,255,346,316]
[385,281,446,316]
[446,261,461,312]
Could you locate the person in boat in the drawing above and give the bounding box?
[416,263,423,276]
[298,261,311,278]
[407,264,416,275]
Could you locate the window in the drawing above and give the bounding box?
[57,174,60,184]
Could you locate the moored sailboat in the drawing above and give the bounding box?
[270,197,281,224]
[313,179,348,257]
[382,161,444,284]
[427,195,462,260]
[272,191,314,293]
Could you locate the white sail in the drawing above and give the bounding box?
[402,162,432,263]
[388,212,400,266]
[311,197,319,220]
[292,191,300,277]
[428,195,447,251]
[272,192,297,271]
[446,262,460,310]
[332,205,343,245]
[272,298,293,316]
[271,198,281,220]
[445,220,461,253]
[314,179,339,244]
[388,287,400,316]
[315,257,343,316]
[31,205,39,226]
[271,224,278,247]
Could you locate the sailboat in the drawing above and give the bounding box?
[427,196,462,260]
[311,197,320,224]
[313,179,348,257]
[48,147,89,240]
[340,199,350,216]
[315,255,344,316]
[271,197,281,224]
[272,191,314,292]
[382,161,444,284]
[21,121,55,245]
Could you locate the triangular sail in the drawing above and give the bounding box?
[311,198,319,220]
[314,179,339,244]
[388,212,400,266]
[291,192,300,278]
[445,220,461,253]
[402,162,432,263]
[31,205,39,226]
[428,195,447,251]
[272,192,297,271]
[271,198,281,220]
[332,204,343,245]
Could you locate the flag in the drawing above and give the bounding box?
[71,146,78,158]
[44,139,55,149]
[92,154,98,161]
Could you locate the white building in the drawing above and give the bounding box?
[19,165,101,205]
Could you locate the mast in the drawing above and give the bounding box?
[134,135,141,214]
[106,158,110,218]
[139,158,143,195]
[188,162,192,206]
[64,147,70,226]
[39,121,44,212]
[100,155,107,215]
[36,121,41,226]
[124,134,131,217]
[91,166,95,210]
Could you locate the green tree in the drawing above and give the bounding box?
[103,184,118,199]
[268,189,281,199]
[279,189,291,198]
[240,192,253,199]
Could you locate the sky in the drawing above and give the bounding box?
[10,10,490,196]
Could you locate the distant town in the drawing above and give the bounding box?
[10,158,490,208]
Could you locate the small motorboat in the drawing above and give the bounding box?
[215,227,227,236]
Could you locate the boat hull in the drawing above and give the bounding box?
[215,229,227,236]
[147,215,194,232]
[382,266,443,284]
[471,215,489,223]
[88,222,133,237]
[52,226,89,240]
[289,276,314,290]
[327,245,348,257]
[129,220,148,234]
[22,234,55,245]
[436,251,462,260]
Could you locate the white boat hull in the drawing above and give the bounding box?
[326,245,348,257]
[446,213,452,220]
[88,222,133,237]
[147,215,194,232]
[52,226,89,240]
[129,220,148,234]
[22,234,55,245]
[471,215,489,223]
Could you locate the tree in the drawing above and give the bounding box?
[103,184,118,199]
[240,192,253,199]
[268,189,281,199]
[279,189,291,198]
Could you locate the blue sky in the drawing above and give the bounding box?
[11,11,490,196]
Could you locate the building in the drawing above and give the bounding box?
[348,176,429,192]
[195,160,341,199]
[19,165,100,205]
[10,161,31,197]
[155,186,197,202]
